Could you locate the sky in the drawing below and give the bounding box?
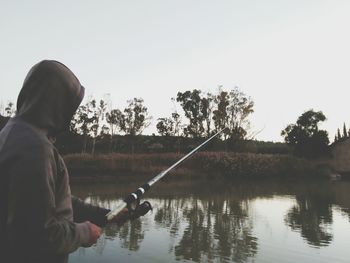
[1,0,350,142]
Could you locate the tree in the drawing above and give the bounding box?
[73,102,92,153]
[119,98,151,153]
[80,99,108,155]
[72,98,103,154]
[88,99,99,155]
[176,90,205,138]
[100,124,110,138]
[106,109,122,137]
[170,98,182,136]
[201,93,215,138]
[213,89,229,137]
[337,128,342,142]
[226,87,254,140]
[343,123,348,139]
[156,117,174,136]
[156,112,182,137]
[212,87,254,141]
[171,112,181,136]
[121,98,151,136]
[281,109,329,158]
[106,109,124,152]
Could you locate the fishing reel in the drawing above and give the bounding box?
[127,199,153,220]
[106,196,152,224]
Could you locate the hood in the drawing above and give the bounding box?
[16,60,85,135]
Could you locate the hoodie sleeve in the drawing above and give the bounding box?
[7,143,91,255]
[72,196,110,227]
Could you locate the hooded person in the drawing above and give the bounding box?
[0,60,148,263]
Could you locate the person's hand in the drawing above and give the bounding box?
[109,201,152,226]
[110,208,130,226]
[85,221,102,246]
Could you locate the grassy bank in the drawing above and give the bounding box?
[64,152,322,180]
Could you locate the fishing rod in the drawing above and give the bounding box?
[106,128,226,221]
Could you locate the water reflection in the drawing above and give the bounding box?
[95,197,258,262]
[152,197,258,262]
[284,195,333,247]
[70,180,350,263]
[179,199,257,262]
[154,198,182,237]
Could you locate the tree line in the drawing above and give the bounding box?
[0,86,258,154]
[1,88,348,159]
[68,87,254,145]
[64,86,255,154]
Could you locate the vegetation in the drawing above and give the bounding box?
[64,152,317,179]
[173,87,254,140]
[281,110,330,158]
[156,112,181,137]
[334,122,350,143]
[1,87,343,176]
[0,88,341,179]
[53,131,289,156]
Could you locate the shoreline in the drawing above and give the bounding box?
[64,152,336,181]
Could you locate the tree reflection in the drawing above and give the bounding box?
[155,197,258,263]
[154,198,183,237]
[284,194,333,247]
[117,220,145,251]
[213,200,257,263]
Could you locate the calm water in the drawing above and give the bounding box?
[69,179,350,263]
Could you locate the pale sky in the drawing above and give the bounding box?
[1,0,350,142]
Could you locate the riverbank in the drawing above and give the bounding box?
[63,152,329,181]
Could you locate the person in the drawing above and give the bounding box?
[0,60,149,263]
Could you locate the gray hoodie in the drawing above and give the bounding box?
[0,60,109,263]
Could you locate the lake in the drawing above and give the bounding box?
[69,179,350,263]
